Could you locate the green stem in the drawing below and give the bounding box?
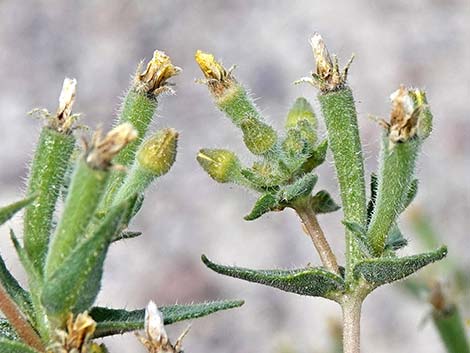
[341,295,362,353]
[24,128,75,272]
[367,136,420,255]
[45,159,108,277]
[217,85,262,127]
[318,87,367,280]
[432,305,470,353]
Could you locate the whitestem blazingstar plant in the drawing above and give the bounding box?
[195,35,448,353]
[0,51,242,353]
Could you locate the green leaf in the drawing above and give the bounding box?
[0,318,18,341]
[353,246,447,286]
[279,172,318,203]
[342,221,371,257]
[0,338,41,353]
[311,190,340,214]
[367,173,378,225]
[384,225,408,251]
[111,230,142,243]
[0,195,37,226]
[300,139,328,173]
[244,193,279,221]
[90,300,244,338]
[0,252,34,323]
[402,179,418,211]
[202,255,344,298]
[42,200,131,319]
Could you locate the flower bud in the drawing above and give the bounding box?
[285,97,317,130]
[282,129,304,155]
[240,116,278,155]
[137,128,178,177]
[197,149,241,183]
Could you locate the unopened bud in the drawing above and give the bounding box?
[197,149,240,183]
[285,97,317,129]
[240,116,278,155]
[282,129,304,155]
[137,128,178,177]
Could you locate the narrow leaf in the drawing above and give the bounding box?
[301,139,328,172]
[0,338,41,353]
[311,190,340,214]
[90,300,244,338]
[367,173,378,224]
[342,221,371,257]
[202,255,344,298]
[384,225,408,251]
[0,195,37,226]
[112,230,142,243]
[353,246,447,286]
[279,172,318,203]
[244,193,278,221]
[0,253,34,323]
[0,318,18,341]
[42,200,130,318]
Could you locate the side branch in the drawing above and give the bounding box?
[0,284,44,351]
[295,203,339,274]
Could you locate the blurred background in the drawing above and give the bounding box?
[0,1,469,352]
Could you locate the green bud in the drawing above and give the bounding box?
[285,97,317,129]
[197,149,240,183]
[137,128,178,177]
[240,116,277,155]
[297,119,317,146]
[282,129,304,155]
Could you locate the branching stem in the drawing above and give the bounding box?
[0,283,44,351]
[295,202,339,274]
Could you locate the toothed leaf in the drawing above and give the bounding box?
[0,195,37,226]
[42,200,130,318]
[244,193,279,221]
[90,300,244,338]
[279,173,318,203]
[0,253,34,323]
[0,338,40,353]
[202,255,344,298]
[311,190,340,214]
[353,246,447,286]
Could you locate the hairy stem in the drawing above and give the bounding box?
[295,203,339,274]
[341,296,362,353]
[0,284,44,351]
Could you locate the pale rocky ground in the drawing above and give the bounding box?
[0,1,469,353]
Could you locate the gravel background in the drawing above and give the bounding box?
[0,1,469,352]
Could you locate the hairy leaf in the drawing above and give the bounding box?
[342,221,371,257]
[0,253,34,323]
[0,195,37,226]
[90,300,244,338]
[0,319,18,341]
[244,193,278,221]
[402,179,418,211]
[300,139,328,173]
[384,225,408,251]
[279,172,318,203]
[111,230,142,243]
[202,255,344,298]
[353,246,447,286]
[0,338,40,353]
[367,173,378,224]
[311,190,340,214]
[42,200,130,318]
